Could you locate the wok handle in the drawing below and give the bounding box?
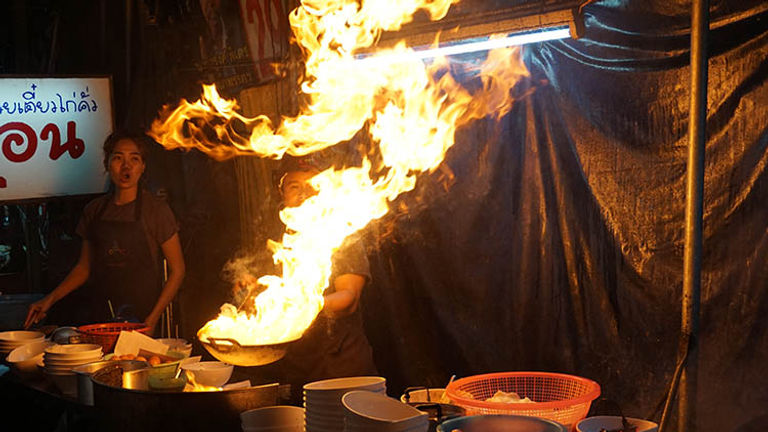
[403,386,428,403]
[415,403,442,419]
[207,337,243,352]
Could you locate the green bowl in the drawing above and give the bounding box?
[148,373,187,392]
[146,351,186,380]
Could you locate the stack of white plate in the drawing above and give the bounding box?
[42,343,103,397]
[343,390,429,432]
[304,376,387,432]
[0,330,45,355]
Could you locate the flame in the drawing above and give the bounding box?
[184,370,223,392]
[150,0,530,348]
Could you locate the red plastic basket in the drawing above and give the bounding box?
[77,322,150,353]
[445,372,601,431]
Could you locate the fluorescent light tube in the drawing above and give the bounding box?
[360,26,571,64]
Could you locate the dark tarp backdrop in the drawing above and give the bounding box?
[361,2,768,432]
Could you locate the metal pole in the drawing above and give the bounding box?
[125,0,132,104]
[679,0,708,430]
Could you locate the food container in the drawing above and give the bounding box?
[0,294,44,330]
[123,368,150,390]
[50,326,80,344]
[72,359,147,405]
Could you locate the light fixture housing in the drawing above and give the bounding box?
[363,0,585,59]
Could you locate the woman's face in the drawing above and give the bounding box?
[108,139,145,190]
[281,170,318,208]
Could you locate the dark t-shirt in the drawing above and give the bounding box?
[327,233,371,294]
[76,190,179,265]
[282,233,377,402]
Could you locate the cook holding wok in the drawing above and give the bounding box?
[242,156,378,404]
[25,131,185,333]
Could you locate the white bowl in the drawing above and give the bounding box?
[240,406,304,430]
[44,359,102,373]
[0,330,45,343]
[304,376,386,392]
[44,343,103,360]
[44,356,104,365]
[577,416,658,432]
[181,361,233,387]
[6,340,54,374]
[342,390,426,424]
[0,338,46,354]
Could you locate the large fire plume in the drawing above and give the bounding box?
[149,0,530,347]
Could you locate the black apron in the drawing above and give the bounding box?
[281,297,378,404]
[88,192,162,323]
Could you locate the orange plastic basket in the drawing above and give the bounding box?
[445,372,600,431]
[77,322,150,353]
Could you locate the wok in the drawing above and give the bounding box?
[92,365,279,432]
[199,336,298,367]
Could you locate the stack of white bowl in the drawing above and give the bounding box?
[6,340,54,375]
[156,337,193,357]
[42,343,103,397]
[0,330,45,356]
[240,406,305,432]
[343,390,429,432]
[304,376,387,432]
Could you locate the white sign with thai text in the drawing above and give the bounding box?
[0,77,113,202]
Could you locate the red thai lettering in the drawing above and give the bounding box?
[0,121,87,187]
[0,122,38,163]
[41,123,61,158]
[45,121,84,160]
[63,121,85,159]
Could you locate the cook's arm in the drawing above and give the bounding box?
[323,273,366,317]
[145,233,185,332]
[24,241,92,328]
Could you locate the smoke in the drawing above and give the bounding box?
[220,251,275,311]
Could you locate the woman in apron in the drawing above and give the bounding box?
[25,131,185,333]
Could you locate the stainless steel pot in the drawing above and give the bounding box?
[91,366,279,432]
[122,368,150,390]
[72,359,147,406]
[199,336,298,366]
